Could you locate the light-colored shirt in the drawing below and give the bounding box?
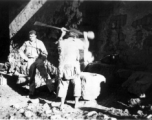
[58,37,85,65]
[19,39,48,58]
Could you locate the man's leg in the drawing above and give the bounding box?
[72,76,81,108]
[28,62,37,97]
[60,96,66,110]
[74,96,80,108]
[57,79,69,110]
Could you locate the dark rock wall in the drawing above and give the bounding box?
[0,1,9,62]
[7,1,152,72]
[82,1,152,72]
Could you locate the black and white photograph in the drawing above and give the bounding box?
[0,0,152,119]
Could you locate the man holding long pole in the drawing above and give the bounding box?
[56,27,91,110]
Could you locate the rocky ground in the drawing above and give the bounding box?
[1,74,152,120]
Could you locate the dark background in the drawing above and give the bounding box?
[1,0,152,72]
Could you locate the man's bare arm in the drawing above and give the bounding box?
[19,50,29,62]
[59,27,67,40]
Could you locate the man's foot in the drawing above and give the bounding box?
[59,104,64,111]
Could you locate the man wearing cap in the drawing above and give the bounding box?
[19,30,51,98]
[56,27,89,110]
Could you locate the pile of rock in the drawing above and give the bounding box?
[3,98,119,120]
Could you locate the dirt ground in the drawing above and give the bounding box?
[0,74,152,120]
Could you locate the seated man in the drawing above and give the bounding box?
[19,30,52,98]
[56,27,89,110]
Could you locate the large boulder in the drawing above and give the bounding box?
[84,61,116,84]
[80,72,106,100]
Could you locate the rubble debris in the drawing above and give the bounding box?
[86,111,97,117]
[24,110,35,118]
[128,98,141,107]
[137,110,144,117]
[147,114,152,119]
[18,108,25,114]
[10,104,20,109]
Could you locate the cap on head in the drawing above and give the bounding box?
[69,32,79,37]
[68,28,80,37]
[29,30,36,35]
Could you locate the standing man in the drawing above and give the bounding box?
[56,27,89,110]
[19,30,50,98]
